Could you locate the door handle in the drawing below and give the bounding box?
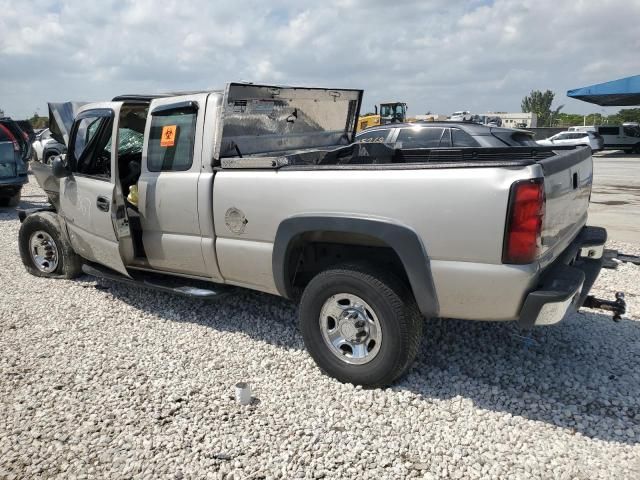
[96,196,110,212]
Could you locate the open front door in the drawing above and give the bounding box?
[58,103,131,276]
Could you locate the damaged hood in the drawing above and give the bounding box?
[48,102,88,145]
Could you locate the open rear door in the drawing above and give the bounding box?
[58,102,132,276]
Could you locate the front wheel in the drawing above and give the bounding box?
[19,211,82,279]
[299,263,423,387]
[43,152,59,165]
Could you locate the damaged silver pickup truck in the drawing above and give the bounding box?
[19,83,612,386]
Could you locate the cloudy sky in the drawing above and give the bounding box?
[1,0,639,119]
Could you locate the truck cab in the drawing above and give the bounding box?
[39,85,363,281]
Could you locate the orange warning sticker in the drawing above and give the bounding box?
[160,125,177,147]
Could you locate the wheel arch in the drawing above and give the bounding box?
[17,206,57,223]
[272,215,439,317]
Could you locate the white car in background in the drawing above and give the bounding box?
[569,124,640,153]
[537,131,604,152]
[31,128,54,162]
[449,110,472,121]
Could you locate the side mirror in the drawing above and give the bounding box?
[52,156,71,178]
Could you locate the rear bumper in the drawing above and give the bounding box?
[517,226,606,329]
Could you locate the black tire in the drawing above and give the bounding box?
[19,211,82,279]
[299,263,423,387]
[44,152,57,165]
[8,188,21,207]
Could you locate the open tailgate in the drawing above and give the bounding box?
[215,83,362,158]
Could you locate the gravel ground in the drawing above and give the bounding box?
[1,177,639,479]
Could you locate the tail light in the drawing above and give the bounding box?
[0,124,20,152]
[503,178,545,264]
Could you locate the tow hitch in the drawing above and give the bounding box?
[582,292,626,321]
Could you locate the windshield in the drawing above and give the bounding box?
[380,104,405,118]
[105,128,144,156]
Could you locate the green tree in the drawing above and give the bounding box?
[521,90,564,127]
[610,108,640,124]
[28,113,48,129]
[556,113,584,126]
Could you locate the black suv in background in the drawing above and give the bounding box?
[355,121,539,148]
[0,118,30,206]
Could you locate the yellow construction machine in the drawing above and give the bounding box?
[356,102,408,132]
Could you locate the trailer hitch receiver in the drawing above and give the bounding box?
[582,292,626,322]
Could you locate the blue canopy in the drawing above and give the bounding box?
[567,75,640,106]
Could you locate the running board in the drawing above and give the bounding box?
[81,263,236,300]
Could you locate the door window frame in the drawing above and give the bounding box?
[146,101,199,173]
[67,108,115,182]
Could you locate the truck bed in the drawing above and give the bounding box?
[221,142,574,170]
[214,143,593,321]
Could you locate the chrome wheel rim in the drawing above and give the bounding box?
[29,230,59,273]
[319,293,382,365]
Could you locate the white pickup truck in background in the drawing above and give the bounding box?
[19,83,613,386]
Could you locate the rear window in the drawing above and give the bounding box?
[147,108,197,172]
[598,126,619,136]
[396,127,446,148]
[356,129,389,143]
[451,128,479,147]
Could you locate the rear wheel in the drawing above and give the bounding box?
[19,212,82,279]
[298,263,423,387]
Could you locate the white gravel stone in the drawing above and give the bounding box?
[0,176,639,479]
